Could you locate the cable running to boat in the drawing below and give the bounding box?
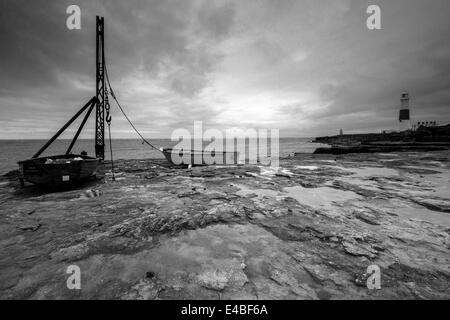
[104,62,164,154]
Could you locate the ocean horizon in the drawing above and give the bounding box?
[0,138,328,174]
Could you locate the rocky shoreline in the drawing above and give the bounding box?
[312,124,450,155]
[313,142,450,155]
[0,151,449,299]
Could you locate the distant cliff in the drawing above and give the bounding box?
[313,124,450,145]
[312,124,450,154]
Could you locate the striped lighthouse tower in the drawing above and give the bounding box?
[399,92,411,131]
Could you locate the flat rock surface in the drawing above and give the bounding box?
[0,151,449,299]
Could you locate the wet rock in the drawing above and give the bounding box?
[316,289,333,300]
[177,191,199,198]
[415,198,450,213]
[50,243,89,261]
[303,264,332,284]
[353,210,380,225]
[18,223,41,232]
[197,269,229,291]
[342,241,378,259]
[84,189,102,198]
[371,243,386,252]
[17,209,36,216]
[354,271,371,287]
[275,173,291,179]
[197,258,248,292]
[119,279,162,300]
[1,153,450,299]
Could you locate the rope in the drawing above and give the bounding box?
[104,63,164,154]
[105,87,115,181]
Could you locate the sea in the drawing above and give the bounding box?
[0,138,329,175]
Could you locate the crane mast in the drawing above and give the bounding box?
[95,16,105,160]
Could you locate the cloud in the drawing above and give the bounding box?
[0,0,449,139]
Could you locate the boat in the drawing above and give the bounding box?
[161,148,239,166]
[18,154,100,186]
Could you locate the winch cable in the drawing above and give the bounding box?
[104,62,164,155]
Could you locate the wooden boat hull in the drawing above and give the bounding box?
[18,154,100,186]
[161,148,239,166]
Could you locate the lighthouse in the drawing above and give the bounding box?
[399,92,411,131]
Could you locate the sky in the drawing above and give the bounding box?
[0,0,449,139]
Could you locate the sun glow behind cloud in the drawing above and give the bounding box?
[0,0,449,139]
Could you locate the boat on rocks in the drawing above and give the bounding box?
[18,154,100,186]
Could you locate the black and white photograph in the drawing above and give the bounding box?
[0,0,449,306]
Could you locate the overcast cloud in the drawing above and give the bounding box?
[0,0,449,139]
